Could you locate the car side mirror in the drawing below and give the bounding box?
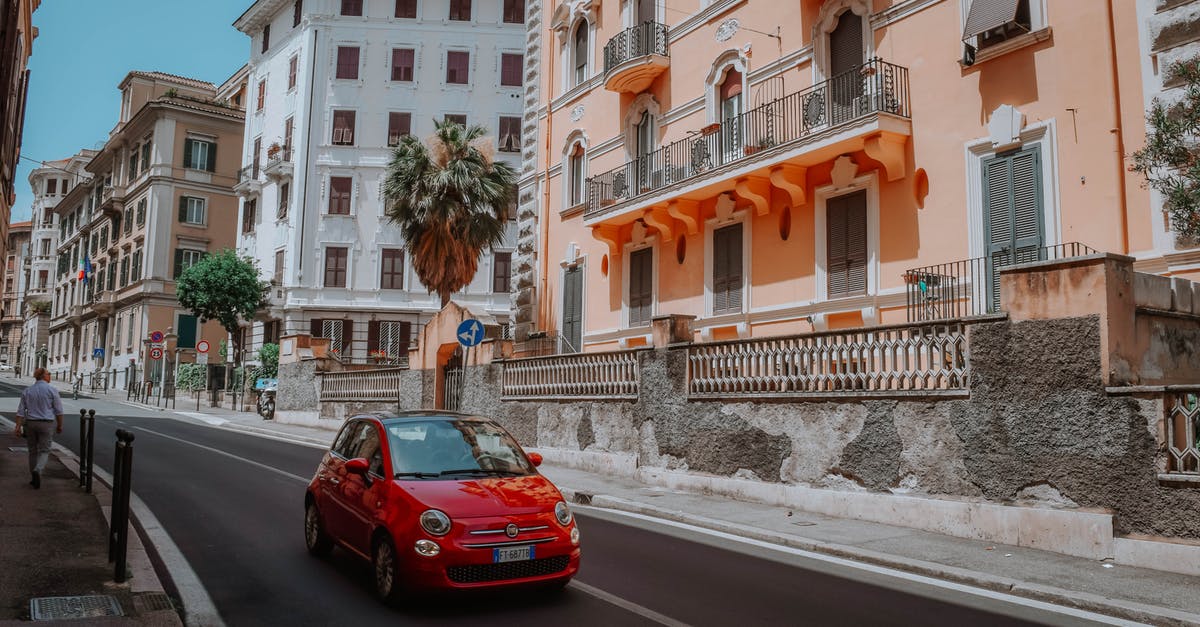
[527,452,543,467]
[345,458,370,476]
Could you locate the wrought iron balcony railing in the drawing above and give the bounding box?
[603,21,669,76]
[586,58,910,217]
[903,242,1098,322]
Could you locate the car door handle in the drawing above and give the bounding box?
[328,477,340,485]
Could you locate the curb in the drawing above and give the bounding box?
[558,488,1200,627]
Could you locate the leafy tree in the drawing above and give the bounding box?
[257,343,279,378]
[176,249,269,378]
[381,120,518,306]
[1131,56,1200,241]
[176,363,207,392]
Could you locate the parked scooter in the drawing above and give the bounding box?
[255,377,278,420]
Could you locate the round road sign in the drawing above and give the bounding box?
[150,330,165,343]
[150,347,164,360]
[456,319,484,348]
[196,340,211,353]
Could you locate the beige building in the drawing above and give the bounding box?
[47,71,246,386]
[0,0,40,279]
[1,219,30,366]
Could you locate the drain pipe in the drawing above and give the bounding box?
[1105,0,1131,254]
[538,34,556,332]
[297,28,319,282]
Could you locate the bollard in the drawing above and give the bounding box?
[109,429,135,583]
[77,409,95,493]
[77,410,87,489]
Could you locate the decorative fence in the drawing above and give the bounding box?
[687,321,970,398]
[903,242,1097,322]
[319,368,406,402]
[1166,392,1200,475]
[603,21,669,76]
[501,350,642,400]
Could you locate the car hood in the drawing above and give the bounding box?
[398,473,564,517]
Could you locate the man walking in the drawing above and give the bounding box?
[14,367,64,489]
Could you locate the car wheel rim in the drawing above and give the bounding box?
[375,542,394,596]
[305,506,319,547]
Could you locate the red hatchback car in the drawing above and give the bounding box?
[304,411,581,602]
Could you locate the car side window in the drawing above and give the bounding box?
[355,424,385,477]
[332,421,363,459]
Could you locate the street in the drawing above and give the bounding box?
[0,381,1121,626]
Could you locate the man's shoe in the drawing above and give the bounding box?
[31,471,40,489]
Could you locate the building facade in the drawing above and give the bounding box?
[46,71,245,385]
[1,219,29,366]
[0,0,39,274]
[232,0,526,365]
[513,0,1168,352]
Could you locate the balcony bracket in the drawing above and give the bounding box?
[863,132,909,182]
[735,176,772,217]
[591,225,622,261]
[642,206,676,242]
[667,200,700,236]
[769,165,808,208]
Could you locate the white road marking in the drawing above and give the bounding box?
[576,506,1149,627]
[568,580,690,627]
[127,424,311,483]
[176,412,228,426]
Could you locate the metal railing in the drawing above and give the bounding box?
[237,163,261,185]
[687,320,969,398]
[603,21,669,76]
[264,148,294,170]
[1166,392,1200,475]
[501,349,642,399]
[513,332,572,358]
[587,58,909,217]
[319,367,407,402]
[903,242,1098,322]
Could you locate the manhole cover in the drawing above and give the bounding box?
[30,595,123,620]
[133,592,174,613]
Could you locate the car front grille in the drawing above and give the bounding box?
[446,556,570,584]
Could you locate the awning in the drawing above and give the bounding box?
[962,0,1020,41]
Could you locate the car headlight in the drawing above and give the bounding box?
[419,509,452,536]
[554,501,572,526]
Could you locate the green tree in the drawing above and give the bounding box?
[1131,56,1200,241]
[381,120,518,306]
[176,249,269,378]
[257,343,279,378]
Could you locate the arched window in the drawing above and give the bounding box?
[568,143,586,207]
[719,67,743,121]
[572,20,589,86]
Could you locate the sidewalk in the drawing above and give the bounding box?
[0,426,182,625]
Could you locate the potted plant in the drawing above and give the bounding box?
[267,142,282,159]
[700,123,721,136]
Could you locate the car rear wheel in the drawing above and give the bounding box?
[372,536,405,605]
[304,502,333,557]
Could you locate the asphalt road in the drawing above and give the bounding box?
[0,381,1115,627]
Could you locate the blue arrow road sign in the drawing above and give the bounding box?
[456,319,484,347]
[92,348,104,358]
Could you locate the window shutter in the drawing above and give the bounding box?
[367,321,380,353]
[827,196,849,298]
[962,0,1020,40]
[183,139,193,169]
[829,11,863,77]
[562,266,583,353]
[179,197,188,222]
[1010,148,1042,256]
[629,248,653,326]
[207,142,217,172]
[342,319,353,354]
[845,193,868,296]
[173,249,184,279]
[712,223,743,314]
[310,318,323,338]
[398,322,412,354]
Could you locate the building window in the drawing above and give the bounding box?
[500,53,523,87]
[826,189,868,299]
[572,21,588,86]
[136,198,146,226]
[567,143,585,207]
[719,67,744,154]
[173,249,205,280]
[256,80,266,111]
[128,150,139,180]
[498,116,520,152]
[341,0,363,16]
[711,222,744,314]
[444,113,467,126]
[123,208,133,234]
[370,321,412,361]
[141,141,151,172]
[288,55,298,90]
[395,0,417,18]
[243,198,257,233]
[274,249,285,284]
[336,46,360,80]
[264,320,281,344]
[120,255,130,287]
[628,247,653,327]
[391,48,415,82]
[46,179,57,195]
[963,0,1033,51]
[332,110,356,145]
[329,176,352,214]
[278,182,291,218]
[183,138,216,172]
[179,196,206,225]
[313,319,349,354]
[388,112,412,146]
[293,0,303,27]
[446,50,470,84]
[284,116,294,151]
[252,136,262,175]
[262,24,270,53]
[492,252,511,293]
[131,248,143,283]
[448,0,470,20]
[324,247,348,288]
[503,0,524,23]
[381,248,404,289]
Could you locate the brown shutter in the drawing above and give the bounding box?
[342,319,353,354]
[713,223,743,314]
[367,321,380,353]
[827,196,849,298]
[628,248,653,326]
[638,0,654,23]
[845,192,868,296]
[310,318,323,338]
[962,0,1020,40]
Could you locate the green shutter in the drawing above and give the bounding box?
[562,266,583,353]
[177,315,197,349]
[179,196,188,222]
[183,139,193,169]
[983,146,1044,312]
[206,142,217,172]
[173,249,184,279]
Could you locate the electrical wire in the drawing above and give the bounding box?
[660,4,781,40]
[18,154,90,180]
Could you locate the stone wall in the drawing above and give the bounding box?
[277,360,319,412]
[512,0,543,341]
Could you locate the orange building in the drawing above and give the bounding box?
[0,0,41,295]
[512,0,1176,352]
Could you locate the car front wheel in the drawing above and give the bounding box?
[304,502,333,557]
[372,536,405,605]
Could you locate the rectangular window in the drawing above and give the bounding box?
[449,0,470,20]
[498,116,520,152]
[136,198,146,226]
[123,208,133,234]
[826,190,868,299]
[503,0,524,23]
[46,179,57,195]
[176,314,199,349]
[173,249,205,280]
[293,0,303,26]
[141,141,151,171]
[274,249,285,284]
[128,150,139,180]
[107,265,115,290]
[332,110,356,145]
[446,50,470,84]
[336,46,360,79]
[243,198,257,233]
[329,176,352,215]
[131,248,143,283]
[37,270,47,289]
[256,80,266,111]
[288,55,298,89]
[314,319,348,354]
[444,113,467,126]
[284,116,294,151]
[324,247,348,288]
[492,252,511,293]
[341,0,362,15]
[252,136,262,174]
[278,182,290,218]
[395,0,417,18]
[388,112,411,146]
[712,223,744,314]
[179,196,206,225]
[390,48,415,82]
[500,53,523,87]
[380,248,405,289]
[120,255,130,287]
[264,320,281,344]
[262,24,270,53]
[183,138,216,172]
[369,320,412,360]
[628,247,653,327]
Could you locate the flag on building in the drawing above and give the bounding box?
[79,253,93,283]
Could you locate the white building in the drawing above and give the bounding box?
[233,0,525,363]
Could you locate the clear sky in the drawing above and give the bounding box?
[12,0,252,222]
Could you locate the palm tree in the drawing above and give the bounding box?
[382,120,517,307]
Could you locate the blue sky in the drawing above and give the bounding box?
[12,0,251,222]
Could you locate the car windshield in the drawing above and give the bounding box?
[385,419,535,478]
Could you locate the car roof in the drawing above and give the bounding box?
[352,410,488,424]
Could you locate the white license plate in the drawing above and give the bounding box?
[493,545,535,563]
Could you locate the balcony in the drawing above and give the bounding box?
[262,148,294,181]
[233,163,263,196]
[585,59,911,226]
[92,290,117,316]
[97,184,126,218]
[68,305,84,326]
[603,22,669,93]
